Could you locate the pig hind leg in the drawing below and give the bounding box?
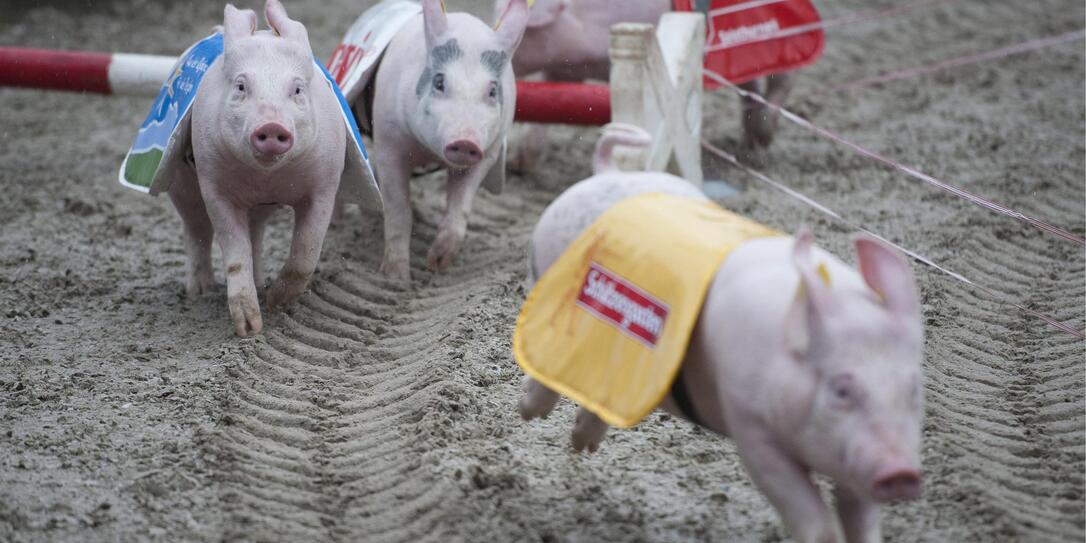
[519,377,560,420]
[507,70,585,174]
[248,205,276,290]
[571,407,609,453]
[168,176,215,297]
[376,153,413,280]
[741,73,795,151]
[507,123,548,174]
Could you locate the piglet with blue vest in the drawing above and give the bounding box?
[518,125,926,543]
[166,1,368,336]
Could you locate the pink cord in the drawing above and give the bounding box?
[823,29,1086,93]
[704,68,1085,245]
[701,140,1084,339]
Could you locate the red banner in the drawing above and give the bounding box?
[673,0,824,87]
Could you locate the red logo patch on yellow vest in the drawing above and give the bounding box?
[514,193,782,428]
[577,263,670,347]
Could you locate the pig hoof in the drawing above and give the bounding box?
[571,433,603,454]
[426,231,464,273]
[186,282,208,299]
[186,274,214,298]
[520,378,560,420]
[379,258,412,281]
[519,396,554,421]
[266,284,301,312]
[743,111,780,151]
[571,408,608,453]
[227,293,263,337]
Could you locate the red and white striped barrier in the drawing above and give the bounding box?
[0,46,610,125]
[0,47,178,96]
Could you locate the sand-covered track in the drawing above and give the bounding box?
[0,0,1083,541]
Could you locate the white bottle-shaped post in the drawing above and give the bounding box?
[608,13,705,187]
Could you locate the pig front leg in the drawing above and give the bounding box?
[168,177,215,297]
[571,407,609,453]
[376,152,414,281]
[427,165,485,273]
[732,427,843,542]
[266,192,336,312]
[519,376,560,420]
[834,484,882,543]
[201,193,262,337]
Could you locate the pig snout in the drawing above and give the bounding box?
[443,139,483,166]
[871,463,922,502]
[251,122,294,156]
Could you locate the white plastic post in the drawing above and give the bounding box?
[608,13,706,186]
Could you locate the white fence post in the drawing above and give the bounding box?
[608,13,706,186]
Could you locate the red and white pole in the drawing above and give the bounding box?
[0,47,178,96]
[0,46,610,125]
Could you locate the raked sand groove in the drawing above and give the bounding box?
[204,178,552,542]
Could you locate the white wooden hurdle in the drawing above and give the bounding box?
[608,13,706,187]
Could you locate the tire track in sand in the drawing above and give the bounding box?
[920,211,1084,540]
[204,180,550,542]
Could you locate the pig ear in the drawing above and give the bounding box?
[223,4,257,45]
[854,234,920,317]
[792,228,833,315]
[786,229,833,356]
[422,0,449,45]
[265,0,310,47]
[494,0,530,53]
[526,0,564,28]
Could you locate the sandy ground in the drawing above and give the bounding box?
[1,0,1083,541]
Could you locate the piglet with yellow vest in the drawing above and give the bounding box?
[514,124,925,543]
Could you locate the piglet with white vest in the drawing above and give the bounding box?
[520,126,926,543]
[359,0,529,280]
[170,0,362,336]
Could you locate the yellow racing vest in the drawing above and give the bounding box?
[513,193,782,428]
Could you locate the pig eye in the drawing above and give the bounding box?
[432,73,445,93]
[828,374,860,409]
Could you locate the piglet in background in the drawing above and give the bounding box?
[500,0,795,172]
[355,0,529,280]
[520,126,926,542]
[170,0,356,336]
